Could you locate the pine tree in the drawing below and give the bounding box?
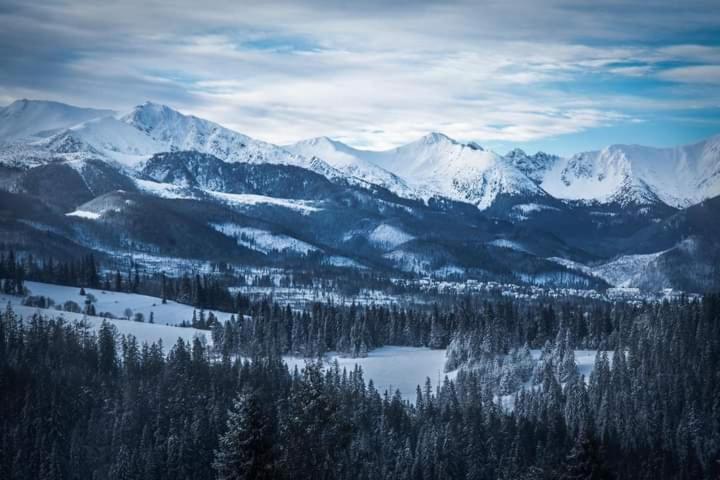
[559,434,612,480]
[214,389,276,480]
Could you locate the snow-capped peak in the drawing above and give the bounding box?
[286,136,420,199]
[417,132,457,146]
[0,99,113,143]
[4,98,718,212]
[29,101,339,176]
[504,149,559,183]
[540,137,720,208]
[291,132,547,209]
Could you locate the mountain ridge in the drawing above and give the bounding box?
[1,99,719,212]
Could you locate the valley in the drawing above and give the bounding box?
[1,99,718,295]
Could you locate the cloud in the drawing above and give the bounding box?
[658,65,720,84]
[0,0,718,149]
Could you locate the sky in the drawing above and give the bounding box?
[1,0,719,155]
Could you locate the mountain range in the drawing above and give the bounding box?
[1,99,718,292]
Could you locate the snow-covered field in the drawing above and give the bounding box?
[11,281,234,326]
[284,347,454,403]
[1,303,209,352]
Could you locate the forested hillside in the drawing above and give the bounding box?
[2,294,719,479]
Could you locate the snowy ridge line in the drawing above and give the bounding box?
[4,100,717,211]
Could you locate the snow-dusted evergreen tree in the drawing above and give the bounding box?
[214,389,276,480]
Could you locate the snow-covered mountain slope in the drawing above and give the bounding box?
[367,133,548,209]
[37,115,168,166]
[293,133,548,210]
[1,101,340,177]
[285,137,421,199]
[3,99,719,212]
[540,135,720,208]
[120,102,339,175]
[503,149,560,183]
[0,99,113,143]
[210,223,319,254]
[548,251,667,287]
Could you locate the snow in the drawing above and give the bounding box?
[4,99,718,213]
[208,190,321,214]
[0,99,113,143]
[38,115,167,167]
[384,250,432,274]
[431,265,466,278]
[548,250,667,288]
[2,100,341,178]
[493,349,614,411]
[0,303,210,353]
[512,203,559,214]
[540,136,720,208]
[322,255,366,269]
[210,223,318,254]
[285,137,421,199]
[134,178,195,199]
[368,224,414,249]
[291,133,545,210]
[66,210,101,220]
[590,252,666,287]
[284,346,455,403]
[120,102,341,177]
[547,257,595,276]
[529,349,612,382]
[8,281,234,326]
[488,239,531,253]
[366,133,546,209]
[291,132,720,210]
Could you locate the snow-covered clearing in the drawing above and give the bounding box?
[512,203,559,214]
[488,238,531,253]
[529,349,612,381]
[10,281,234,326]
[65,209,101,220]
[384,250,431,274]
[1,303,209,353]
[134,178,195,200]
[368,224,414,249]
[322,255,366,269]
[210,223,318,254]
[284,346,454,403]
[208,191,321,214]
[493,349,613,411]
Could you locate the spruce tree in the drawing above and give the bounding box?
[214,389,276,480]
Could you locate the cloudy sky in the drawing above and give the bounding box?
[1,0,719,154]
